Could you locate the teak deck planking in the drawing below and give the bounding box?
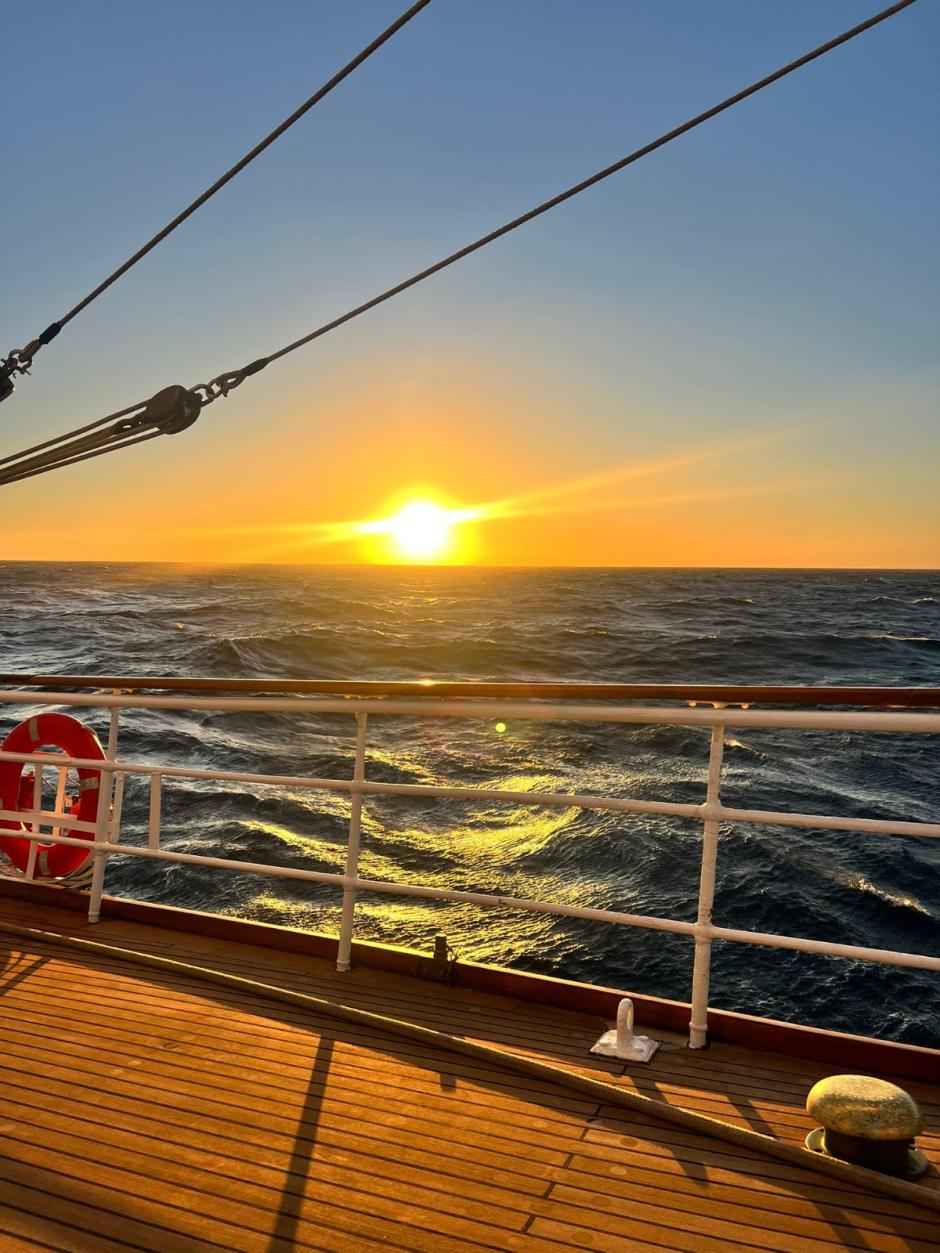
[0,896,937,1253]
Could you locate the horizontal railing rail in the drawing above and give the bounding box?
[0,746,936,840]
[0,689,937,731]
[2,673,939,707]
[0,683,936,1048]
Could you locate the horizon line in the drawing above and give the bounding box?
[0,559,936,573]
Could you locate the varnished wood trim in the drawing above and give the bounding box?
[1,673,938,707]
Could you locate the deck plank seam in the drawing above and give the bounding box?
[1,995,611,1120]
[0,1103,553,1226]
[0,1066,577,1189]
[1,996,622,1129]
[6,1085,932,1238]
[15,972,883,1131]
[539,1183,913,1253]
[0,1144,541,1253]
[1,1037,937,1202]
[0,1094,549,1196]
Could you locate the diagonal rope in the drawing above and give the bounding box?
[0,386,198,486]
[0,0,919,485]
[0,0,433,399]
[0,431,164,487]
[258,0,918,367]
[0,399,148,469]
[180,0,921,390]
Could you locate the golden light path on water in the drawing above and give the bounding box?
[201,432,801,563]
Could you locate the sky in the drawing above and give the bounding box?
[1,0,937,567]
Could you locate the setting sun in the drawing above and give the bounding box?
[386,501,455,561]
[354,496,482,564]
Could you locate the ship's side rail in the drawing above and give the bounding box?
[0,685,937,1048]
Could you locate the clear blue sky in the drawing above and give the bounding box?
[1,1,937,565]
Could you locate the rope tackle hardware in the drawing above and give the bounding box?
[0,322,62,400]
[143,385,203,435]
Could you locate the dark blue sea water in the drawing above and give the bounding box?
[1,563,938,1045]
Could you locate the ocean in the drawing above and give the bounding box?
[1,562,937,1045]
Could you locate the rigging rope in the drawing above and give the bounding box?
[0,0,918,487]
[262,0,918,372]
[0,0,433,402]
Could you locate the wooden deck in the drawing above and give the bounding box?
[0,897,937,1253]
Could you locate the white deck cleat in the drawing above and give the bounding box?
[590,997,659,1063]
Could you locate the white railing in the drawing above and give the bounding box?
[0,686,938,1048]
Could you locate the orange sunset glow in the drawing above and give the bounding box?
[0,2,935,570]
[1,371,936,569]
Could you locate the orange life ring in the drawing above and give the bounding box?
[0,713,105,878]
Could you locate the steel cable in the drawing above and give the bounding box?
[0,0,433,398]
[262,0,919,371]
[0,0,918,484]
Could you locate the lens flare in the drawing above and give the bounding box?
[354,496,482,563]
[193,430,797,563]
[386,501,454,560]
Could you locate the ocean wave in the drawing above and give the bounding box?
[874,634,940,650]
[1,562,938,1046]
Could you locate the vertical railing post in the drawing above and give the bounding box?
[87,706,119,924]
[148,773,162,849]
[109,771,126,843]
[336,713,368,973]
[24,765,42,880]
[51,764,68,844]
[689,723,726,1049]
